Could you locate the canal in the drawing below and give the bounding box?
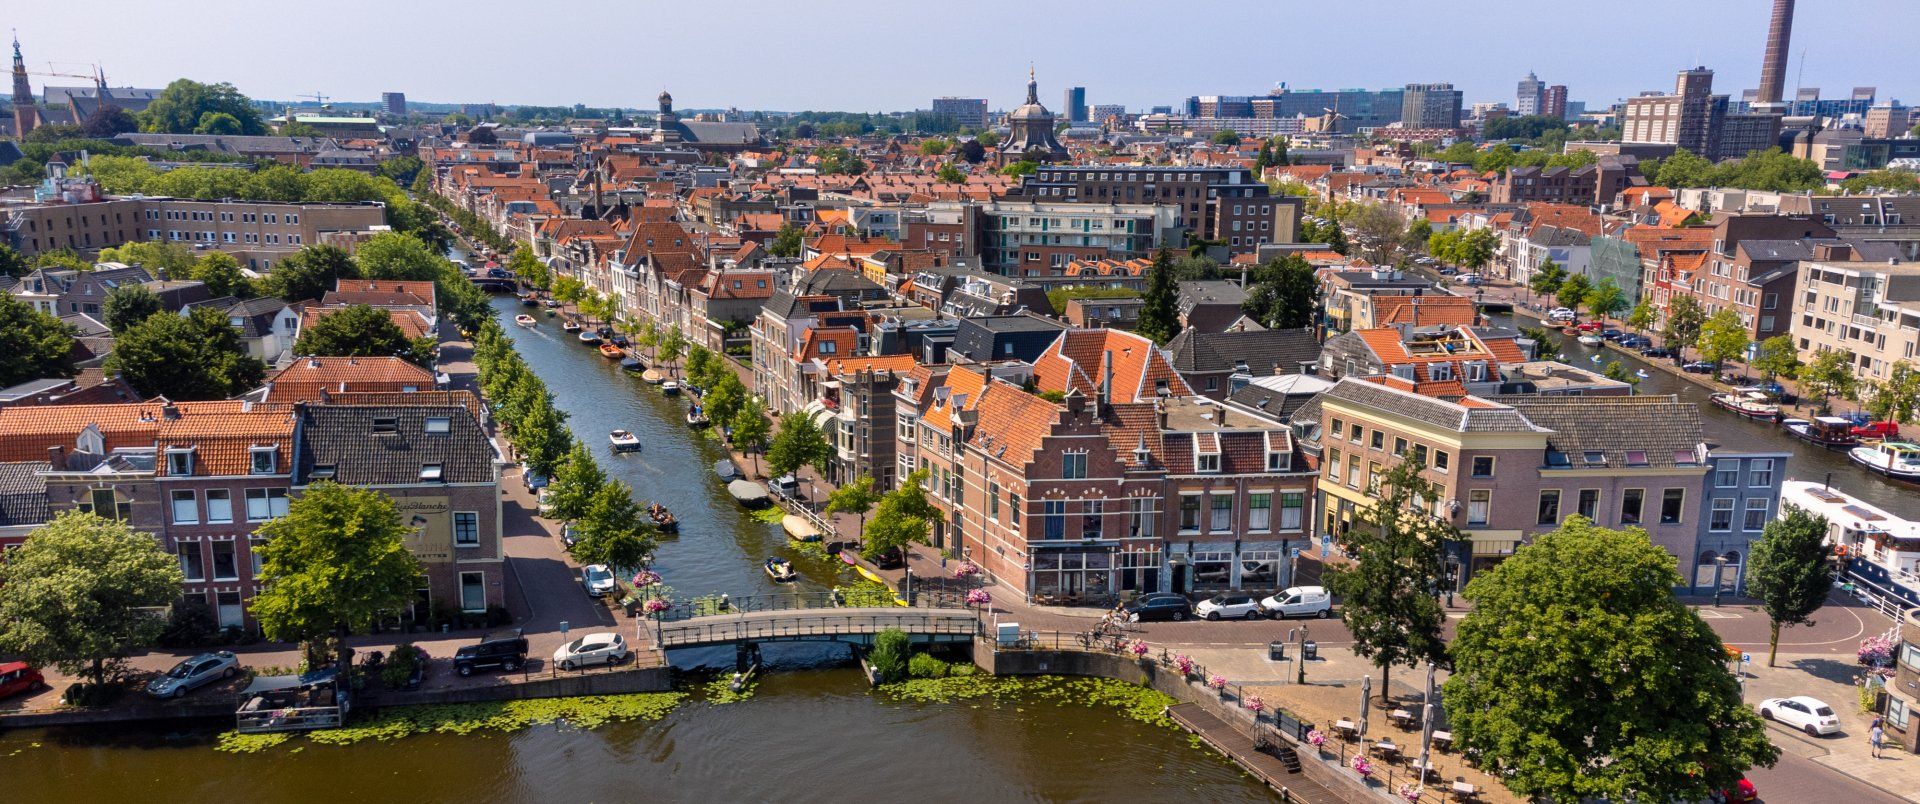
[1499,314,1920,518]
[0,295,1278,802]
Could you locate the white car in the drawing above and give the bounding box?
[145,651,239,698]
[581,564,617,598]
[1758,696,1841,736]
[553,632,630,670]
[1546,307,1576,322]
[1260,586,1333,619]
[1194,592,1263,621]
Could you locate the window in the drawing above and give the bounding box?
[1370,431,1385,450]
[424,417,451,434]
[988,482,1001,520]
[1583,451,1606,466]
[1328,448,1342,480]
[1625,450,1648,466]
[1710,498,1735,531]
[1659,489,1686,524]
[179,544,204,581]
[1062,452,1088,479]
[1468,489,1491,525]
[1715,460,1739,488]
[460,571,486,613]
[1196,452,1220,473]
[171,490,199,524]
[1278,492,1304,530]
[1180,495,1201,532]
[1043,500,1066,539]
[1210,494,1233,532]
[1411,444,1429,467]
[1890,697,1911,730]
[167,448,194,476]
[1433,451,1450,472]
[1621,489,1644,525]
[1129,497,1156,538]
[1329,418,1344,439]
[1347,457,1361,488]
[1749,459,1774,488]
[1248,493,1272,531]
[1537,490,1561,525]
[1393,437,1408,456]
[250,446,276,475]
[206,490,233,524]
[1009,494,1021,526]
[1367,462,1383,493]
[246,488,289,521]
[1470,456,1495,477]
[1577,489,1600,520]
[1350,423,1365,443]
[455,512,479,546]
[1744,498,1770,531]
[211,541,238,580]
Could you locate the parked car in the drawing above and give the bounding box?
[1456,274,1483,286]
[1122,593,1194,622]
[581,564,617,598]
[1574,321,1603,333]
[1721,777,1758,803]
[1616,335,1647,349]
[0,662,46,701]
[560,522,579,548]
[1600,328,1623,341]
[1682,360,1716,374]
[145,651,239,699]
[1758,695,1841,736]
[1260,586,1333,619]
[552,632,630,670]
[1436,266,1456,275]
[454,631,528,676]
[1195,591,1263,621]
[1546,307,1576,322]
[1640,346,1678,359]
[767,474,800,500]
[487,267,512,280]
[1854,420,1902,440]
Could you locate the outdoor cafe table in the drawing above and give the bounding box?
[1390,708,1416,729]
[1408,759,1437,781]
[1334,719,1358,740]
[1432,730,1454,750]
[1372,739,1401,761]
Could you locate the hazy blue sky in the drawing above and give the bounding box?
[12,0,1916,112]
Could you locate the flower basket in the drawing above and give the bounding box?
[1128,639,1150,658]
[1351,755,1375,778]
[1207,674,1228,696]
[642,598,670,618]
[1859,634,1895,667]
[965,588,992,607]
[1306,729,1327,748]
[952,561,981,580]
[1173,654,1196,677]
[1399,783,1422,802]
[1242,695,1265,714]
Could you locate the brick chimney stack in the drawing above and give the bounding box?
[1757,0,1795,107]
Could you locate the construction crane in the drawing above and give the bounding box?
[297,92,330,107]
[26,63,107,90]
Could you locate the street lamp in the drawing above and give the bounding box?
[1712,555,1729,607]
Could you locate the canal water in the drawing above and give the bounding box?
[0,295,1278,802]
[1499,314,1919,518]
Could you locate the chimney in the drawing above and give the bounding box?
[1065,388,1087,417]
[1155,398,1168,429]
[46,445,65,471]
[1757,0,1795,106]
[162,402,179,421]
[1099,349,1114,409]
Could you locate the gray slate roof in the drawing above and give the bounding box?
[1167,328,1321,375]
[1490,395,1706,469]
[0,461,50,527]
[1320,379,1541,433]
[295,404,495,485]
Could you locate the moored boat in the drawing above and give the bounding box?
[1710,389,1780,420]
[686,405,710,428]
[764,557,798,582]
[514,314,537,327]
[598,343,625,359]
[1783,416,1859,449]
[641,368,666,384]
[620,357,644,372]
[1849,440,1920,480]
[661,380,681,395]
[782,514,822,543]
[608,429,642,452]
[576,330,601,345]
[1577,334,1604,346]
[727,479,769,507]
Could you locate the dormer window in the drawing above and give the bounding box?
[372,417,399,435]
[424,417,451,434]
[1196,453,1221,473]
[420,463,444,481]
[250,446,277,475]
[166,448,195,476]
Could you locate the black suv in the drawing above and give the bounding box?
[453,631,528,677]
[1122,593,1194,622]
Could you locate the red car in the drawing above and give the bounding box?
[0,662,46,701]
[1721,777,1758,803]
[1853,421,1902,440]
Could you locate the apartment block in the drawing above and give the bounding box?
[1790,255,1920,383]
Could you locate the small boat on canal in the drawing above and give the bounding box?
[764,557,798,582]
[598,343,625,360]
[782,514,822,543]
[519,294,539,307]
[561,319,582,333]
[608,429,642,452]
[661,380,681,395]
[1710,389,1780,421]
[620,357,644,373]
[514,314,537,327]
[647,503,679,533]
[1782,416,1859,450]
[1577,334,1604,346]
[686,405,710,428]
[1849,440,1920,481]
[641,368,666,384]
[728,479,770,508]
[715,460,739,481]
[576,330,602,345]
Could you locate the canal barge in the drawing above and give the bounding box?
[1782,416,1859,449]
[1849,440,1920,480]
[1710,389,1781,421]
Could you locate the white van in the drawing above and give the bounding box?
[1260,586,1332,619]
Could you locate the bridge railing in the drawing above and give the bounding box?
[653,589,971,622]
[654,609,982,648]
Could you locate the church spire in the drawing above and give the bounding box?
[1025,65,1038,105]
[12,31,37,137]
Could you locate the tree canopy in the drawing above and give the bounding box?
[140,79,268,135]
[768,411,831,480]
[1661,295,1706,351]
[1325,459,1451,699]
[260,244,358,302]
[1135,249,1182,344]
[1240,254,1319,330]
[1746,504,1834,667]
[102,285,165,333]
[0,293,78,387]
[106,306,266,400]
[862,470,936,562]
[251,483,423,666]
[569,481,657,571]
[1799,349,1857,412]
[1444,517,1777,801]
[545,441,606,523]
[294,304,436,367]
[0,511,183,686]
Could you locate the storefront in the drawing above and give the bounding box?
[1032,546,1114,605]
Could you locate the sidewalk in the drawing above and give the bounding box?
[1740,650,1917,801]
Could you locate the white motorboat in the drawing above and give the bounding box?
[661,380,681,395]
[1849,441,1920,480]
[514,314,536,327]
[1709,389,1780,421]
[1577,334,1604,346]
[608,429,642,452]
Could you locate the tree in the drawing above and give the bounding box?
[80,104,139,138]
[355,231,443,280]
[102,285,164,333]
[1697,309,1749,373]
[0,293,76,388]
[1747,505,1835,668]
[1324,460,1451,703]
[295,304,434,366]
[106,307,265,400]
[703,372,748,430]
[1752,335,1801,382]
[826,475,881,534]
[251,483,424,668]
[507,246,549,291]
[731,398,772,476]
[1527,259,1568,301]
[261,244,358,302]
[999,160,1039,177]
[1136,249,1182,344]
[768,411,831,481]
[862,470,937,562]
[1624,299,1656,336]
[956,139,986,164]
[140,79,267,135]
[190,251,252,298]
[1652,148,1716,188]
[1662,295,1706,352]
[1583,277,1627,322]
[1799,349,1857,413]
[1241,254,1319,330]
[768,224,805,259]
[1555,273,1592,315]
[515,403,573,479]
[546,442,606,523]
[934,163,967,184]
[569,481,657,571]
[918,138,951,156]
[0,512,183,688]
[1865,361,1920,424]
[1343,204,1405,264]
[1209,129,1241,146]
[1402,218,1432,253]
[193,111,245,135]
[0,242,25,278]
[658,325,686,374]
[1444,517,1777,801]
[98,240,197,277]
[974,130,1000,148]
[377,156,425,186]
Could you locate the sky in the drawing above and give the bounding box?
[11,0,1917,113]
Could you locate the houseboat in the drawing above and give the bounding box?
[1780,480,1920,610]
[1710,389,1780,421]
[1782,416,1859,449]
[234,669,349,734]
[1849,440,1920,480]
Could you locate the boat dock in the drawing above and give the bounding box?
[1165,702,1339,802]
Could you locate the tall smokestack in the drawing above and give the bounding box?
[1757,0,1795,106]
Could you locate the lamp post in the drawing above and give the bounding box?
[1712,555,1729,607]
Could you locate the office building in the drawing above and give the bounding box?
[1544,85,1568,119]
[1012,165,1302,254]
[1091,104,1127,123]
[382,92,407,116]
[1400,83,1463,129]
[1517,72,1546,116]
[931,97,989,130]
[1623,67,1721,156]
[1063,86,1088,123]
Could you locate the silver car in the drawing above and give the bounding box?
[552,633,630,670]
[146,651,239,698]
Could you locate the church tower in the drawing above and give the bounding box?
[999,67,1067,164]
[653,89,680,144]
[11,35,36,137]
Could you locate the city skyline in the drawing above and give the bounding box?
[8,0,1917,114]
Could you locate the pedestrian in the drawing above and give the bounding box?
[1127,611,1140,631]
[1870,721,1885,758]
